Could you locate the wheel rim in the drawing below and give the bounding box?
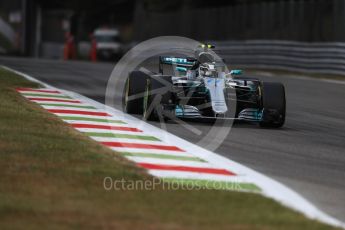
[143,80,150,118]
[124,79,129,111]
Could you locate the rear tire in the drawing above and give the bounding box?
[259,82,286,128]
[123,71,149,114]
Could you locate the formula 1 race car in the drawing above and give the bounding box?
[123,44,286,128]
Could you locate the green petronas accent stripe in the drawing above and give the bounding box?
[119,152,204,162]
[22,93,72,99]
[38,103,96,109]
[162,178,261,192]
[60,116,125,124]
[85,132,159,141]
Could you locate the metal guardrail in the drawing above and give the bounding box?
[212,40,345,75]
[0,17,16,46]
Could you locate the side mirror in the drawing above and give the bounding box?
[230,69,243,75]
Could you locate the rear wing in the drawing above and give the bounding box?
[159,56,197,74]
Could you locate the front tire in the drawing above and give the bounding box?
[259,82,286,128]
[143,75,173,121]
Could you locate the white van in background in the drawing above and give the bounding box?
[93,28,123,60]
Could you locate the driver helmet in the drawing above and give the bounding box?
[199,63,217,77]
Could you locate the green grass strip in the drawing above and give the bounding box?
[22,93,72,99]
[119,152,205,162]
[86,132,159,141]
[38,103,96,109]
[162,178,261,192]
[60,116,125,124]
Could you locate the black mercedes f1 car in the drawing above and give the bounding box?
[123,44,286,128]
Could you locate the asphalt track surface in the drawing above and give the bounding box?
[1,56,345,222]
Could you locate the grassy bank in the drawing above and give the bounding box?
[0,67,339,230]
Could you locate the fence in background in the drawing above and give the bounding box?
[212,40,345,76]
[39,39,345,76]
